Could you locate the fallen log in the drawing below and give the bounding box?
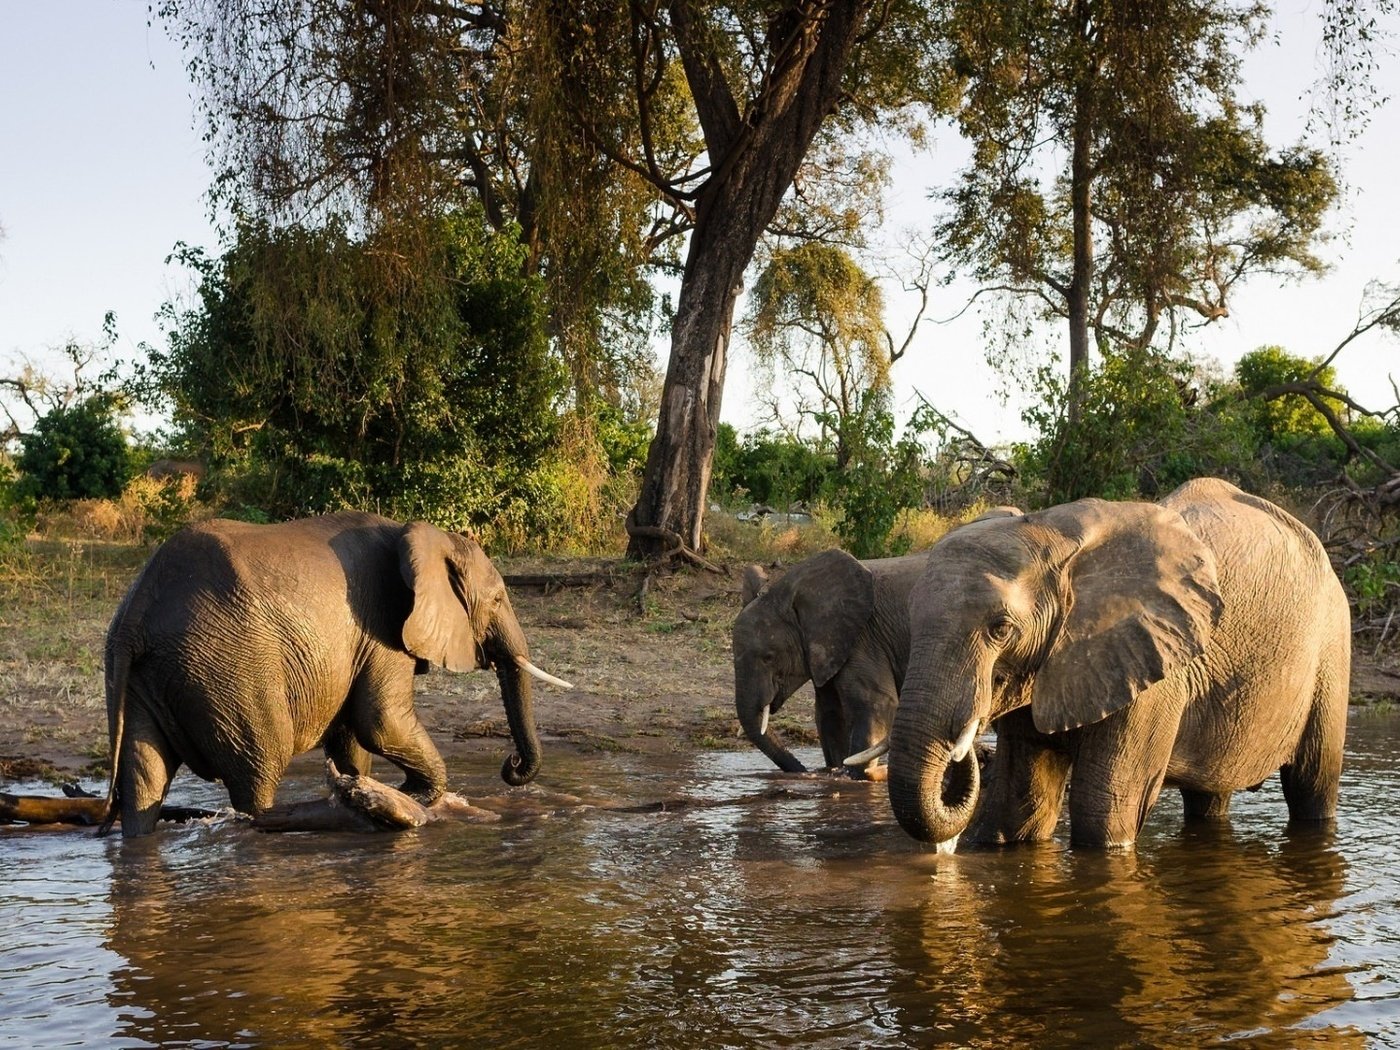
[0,789,218,828]
[251,761,502,833]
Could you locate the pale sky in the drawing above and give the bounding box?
[1,1,1397,446]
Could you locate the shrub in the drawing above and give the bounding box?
[15,398,131,502]
[1020,347,1257,504]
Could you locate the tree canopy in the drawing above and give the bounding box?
[143,210,564,525]
[934,0,1338,415]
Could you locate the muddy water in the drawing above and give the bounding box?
[3,712,1399,1049]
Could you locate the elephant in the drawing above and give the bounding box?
[100,512,571,837]
[733,508,1023,780]
[885,477,1350,849]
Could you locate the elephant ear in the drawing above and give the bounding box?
[789,548,876,687]
[1031,500,1223,734]
[398,521,478,673]
[740,564,769,607]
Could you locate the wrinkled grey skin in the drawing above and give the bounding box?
[103,512,546,837]
[888,478,1350,850]
[733,550,923,779]
[733,509,1022,780]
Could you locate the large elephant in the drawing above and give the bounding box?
[102,512,571,837]
[886,477,1350,849]
[733,508,1022,780]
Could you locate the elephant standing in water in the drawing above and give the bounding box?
[733,550,927,779]
[102,512,571,837]
[886,478,1350,849]
[733,508,1022,780]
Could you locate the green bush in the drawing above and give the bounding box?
[143,209,565,526]
[15,398,131,502]
[1020,348,1257,503]
[820,396,930,558]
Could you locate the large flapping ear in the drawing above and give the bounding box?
[788,548,876,687]
[398,521,478,672]
[1030,499,1223,734]
[740,564,769,607]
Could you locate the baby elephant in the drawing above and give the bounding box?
[102,512,571,837]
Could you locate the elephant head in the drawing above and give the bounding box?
[732,548,877,773]
[399,523,564,786]
[887,499,1223,845]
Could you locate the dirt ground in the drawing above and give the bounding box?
[1,545,1395,791]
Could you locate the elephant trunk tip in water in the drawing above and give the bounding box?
[888,736,982,847]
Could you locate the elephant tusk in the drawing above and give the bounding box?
[516,657,573,691]
[843,739,890,767]
[949,719,980,764]
[759,704,771,739]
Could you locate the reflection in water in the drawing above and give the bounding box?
[1,712,1398,1048]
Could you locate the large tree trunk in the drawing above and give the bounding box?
[625,0,873,560]
[1066,0,1098,428]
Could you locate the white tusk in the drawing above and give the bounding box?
[516,657,573,690]
[759,704,771,738]
[949,719,980,763]
[843,739,890,767]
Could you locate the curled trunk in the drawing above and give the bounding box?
[887,679,982,844]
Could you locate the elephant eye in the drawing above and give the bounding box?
[987,617,1016,643]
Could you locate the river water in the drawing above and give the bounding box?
[3,711,1399,1048]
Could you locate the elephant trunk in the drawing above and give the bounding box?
[887,670,982,845]
[737,696,808,773]
[488,602,543,786]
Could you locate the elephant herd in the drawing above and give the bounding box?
[98,477,1349,850]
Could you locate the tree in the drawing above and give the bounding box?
[934,0,1337,420]
[586,1,940,559]
[161,1,944,559]
[158,0,676,408]
[746,242,890,467]
[1234,345,1349,442]
[144,211,564,524]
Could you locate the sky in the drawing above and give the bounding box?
[1,1,1397,446]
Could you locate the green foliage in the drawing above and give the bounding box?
[15,398,131,502]
[820,395,931,557]
[1345,555,1400,618]
[1020,348,1257,503]
[712,398,936,558]
[711,429,835,510]
[591,401,652,478]
[1234,345,1347,442]
[142,210,566,526]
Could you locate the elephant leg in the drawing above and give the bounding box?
[1066,690,1183,848]
[813,684,849,770]
[1181,788,1232,820]
[118,707,180,838]
[966,709,1070,845]
[1281,673,1347,822]
[348,674,447,804]
[323,720,373,777]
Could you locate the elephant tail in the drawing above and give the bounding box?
[97,636,133,838]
